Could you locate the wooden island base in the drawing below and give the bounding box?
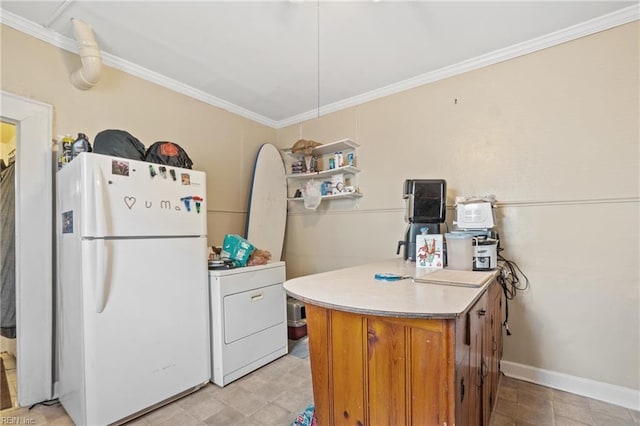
[304,280,504,426]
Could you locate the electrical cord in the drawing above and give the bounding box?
[496,248,530,336]
[29,398,60,410]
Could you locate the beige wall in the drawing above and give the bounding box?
[2,18,638,398]
[0,24,276,247]
[277,22,639,392]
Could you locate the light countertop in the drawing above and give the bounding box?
[283,258,499,319]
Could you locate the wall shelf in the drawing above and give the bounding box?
[287,192,364,202]
[283,138,363,205]
[286,165,360,180]
[281,138,359,157]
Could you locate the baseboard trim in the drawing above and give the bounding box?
[501,360,640,411]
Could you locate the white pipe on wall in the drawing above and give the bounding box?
[70,18,102,90]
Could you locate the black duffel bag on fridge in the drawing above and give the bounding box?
[144,141,193,169]
[93,129,146,161]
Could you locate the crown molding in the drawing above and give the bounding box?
[0,10,279,128]
[276,4,640,128]
[0,9,75,51]
[2,5,638,130]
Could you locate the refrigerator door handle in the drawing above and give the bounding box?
[91,165,109,237]
[95,239,110,313]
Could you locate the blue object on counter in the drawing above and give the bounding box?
[374,273,411,281]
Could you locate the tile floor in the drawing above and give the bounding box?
[1,351,18,409]
[1,342,639,425]
[491,375,640,426]
[0,340,313,426]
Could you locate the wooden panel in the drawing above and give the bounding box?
[444,321,456,424]
[482,302,492,426]
[498,287,505,363]
[331,310,366,426]
[455,311,470,365]
[469,319,482,426]
[409,327,447,425]
[378,316,444,333]
[304,287,502,426]
[498,287,504,360]
[366,317,406,425]
[469,291,487,426]
[305,304,332,426]
[455,349,471,426]
[477,281,503,423]
[489,284,503,414]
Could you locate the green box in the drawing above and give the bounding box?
[221,234,255,266]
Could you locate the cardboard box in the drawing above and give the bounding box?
[331,173,345,194]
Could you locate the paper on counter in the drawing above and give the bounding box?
[413,269,495,288]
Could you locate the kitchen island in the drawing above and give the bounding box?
[284,258,504,426]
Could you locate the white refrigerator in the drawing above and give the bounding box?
[55,153,210,425]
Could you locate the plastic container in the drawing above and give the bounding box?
[287,297,306,323]
[288,323,307,340]
[72,133,90,158]
[445,233,474,271]
[62,134,74,158]
[287,297,307,339]
[347,152,354,166]
[57,134,75,170]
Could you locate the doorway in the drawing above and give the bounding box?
[0,91,53,407]
[1,121,18,409]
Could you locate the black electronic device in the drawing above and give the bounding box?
[403,179,446,223]
[397,179,447,261]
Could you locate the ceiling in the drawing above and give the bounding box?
[1,1,638,128]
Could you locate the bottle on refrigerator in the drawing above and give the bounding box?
[57,134,75,170]
[72,133,90,158]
